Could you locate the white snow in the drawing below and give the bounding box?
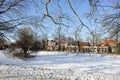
[1,51,120,79]
[0,51,120,74]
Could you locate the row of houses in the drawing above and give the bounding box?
[0,39,119,53]
[43,39,119,53]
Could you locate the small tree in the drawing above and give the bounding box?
[16,27,37,57]
[116,41,120,54]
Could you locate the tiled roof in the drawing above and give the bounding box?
[102,40,117,46]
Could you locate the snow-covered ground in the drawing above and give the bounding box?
[0,51,120,80]
[1,51,120,73]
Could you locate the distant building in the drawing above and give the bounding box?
[60,42,68,51]
[39,39,119,54]
[78,42,91,53]
[101,39,117,53]
[67,42,79,52]
[47,40,56,51]
[78,40,115,53]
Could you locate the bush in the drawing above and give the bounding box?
[8,27,38,58]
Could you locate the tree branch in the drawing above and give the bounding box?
[0,0,5,7]
[0,0,24,14]
[67,0,94,35]
[41,0,69,27]
[0,22,23,31]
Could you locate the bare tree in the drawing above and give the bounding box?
[88,0,120,54]
[54,26,67,51]
[0,0,27,40]
[87,0,120,39]
[0,0,118,54]
[16,27,37,57]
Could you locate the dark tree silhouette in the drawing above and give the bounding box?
[16,27,37,57]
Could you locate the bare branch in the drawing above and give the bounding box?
[0,0,24,14]
[110,30,120,39]
[0,22,23,31]
[67,0,93,35]
[41,0,69,27]
[0,0,5,7]
[45,0,50,16]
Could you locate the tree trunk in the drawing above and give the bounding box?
[23,48,28,57]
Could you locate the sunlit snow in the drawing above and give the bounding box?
[1,51,120,73]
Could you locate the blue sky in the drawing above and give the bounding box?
[32,0,97,40]
[43,0,101,40]
[7,0,118,42]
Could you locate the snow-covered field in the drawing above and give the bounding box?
[0,51,120,80]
